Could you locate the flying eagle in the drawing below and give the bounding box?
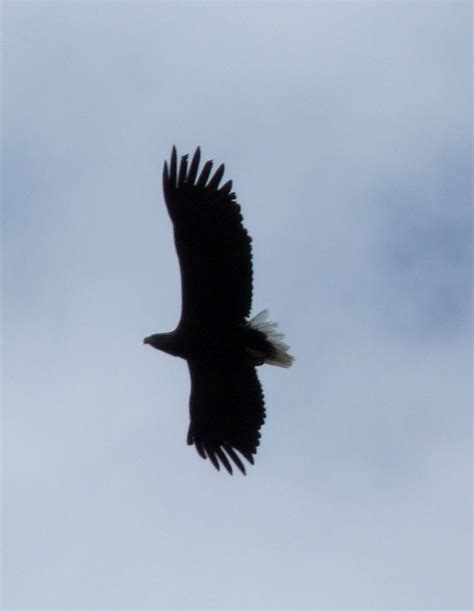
[144,147,293,475]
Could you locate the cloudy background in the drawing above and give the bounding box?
[2,2,472,609]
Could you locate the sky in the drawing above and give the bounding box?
[2,2,472,609]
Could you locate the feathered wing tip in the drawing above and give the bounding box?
[247,310,294,368]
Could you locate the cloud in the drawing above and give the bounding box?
[3,2,471,608]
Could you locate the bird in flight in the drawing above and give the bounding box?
[144,147,293,475]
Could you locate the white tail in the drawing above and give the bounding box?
[247,310,294,368]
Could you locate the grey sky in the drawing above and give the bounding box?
[2,2,472,609]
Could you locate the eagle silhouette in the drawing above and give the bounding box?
[144,147,293,474]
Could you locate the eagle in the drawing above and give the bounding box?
[144,147,293,474]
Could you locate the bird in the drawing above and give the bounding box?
[144,146,294,475]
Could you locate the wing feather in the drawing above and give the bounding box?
[207,163,225,190]
[186,360,265,475]
[207,448,220,471]
[215,446,233,475]
[196,159,213,189]
[187,147,201,184]
[162,146,253,325]
[169,146,177,184]
[178,153,188,186]
[222,443,246,475]
[219,179,233,197]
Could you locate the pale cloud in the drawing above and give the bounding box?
[3,2,471,608]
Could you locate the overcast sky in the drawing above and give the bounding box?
[2,2,472,609]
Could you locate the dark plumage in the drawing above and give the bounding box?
[144,147,293,474]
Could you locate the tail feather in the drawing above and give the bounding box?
[246,310,294,368]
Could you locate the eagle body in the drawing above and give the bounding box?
[144,321,274,363]
[144,147,293,474]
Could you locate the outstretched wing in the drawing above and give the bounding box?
[186,360,265,475]
[163,146,253,326]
